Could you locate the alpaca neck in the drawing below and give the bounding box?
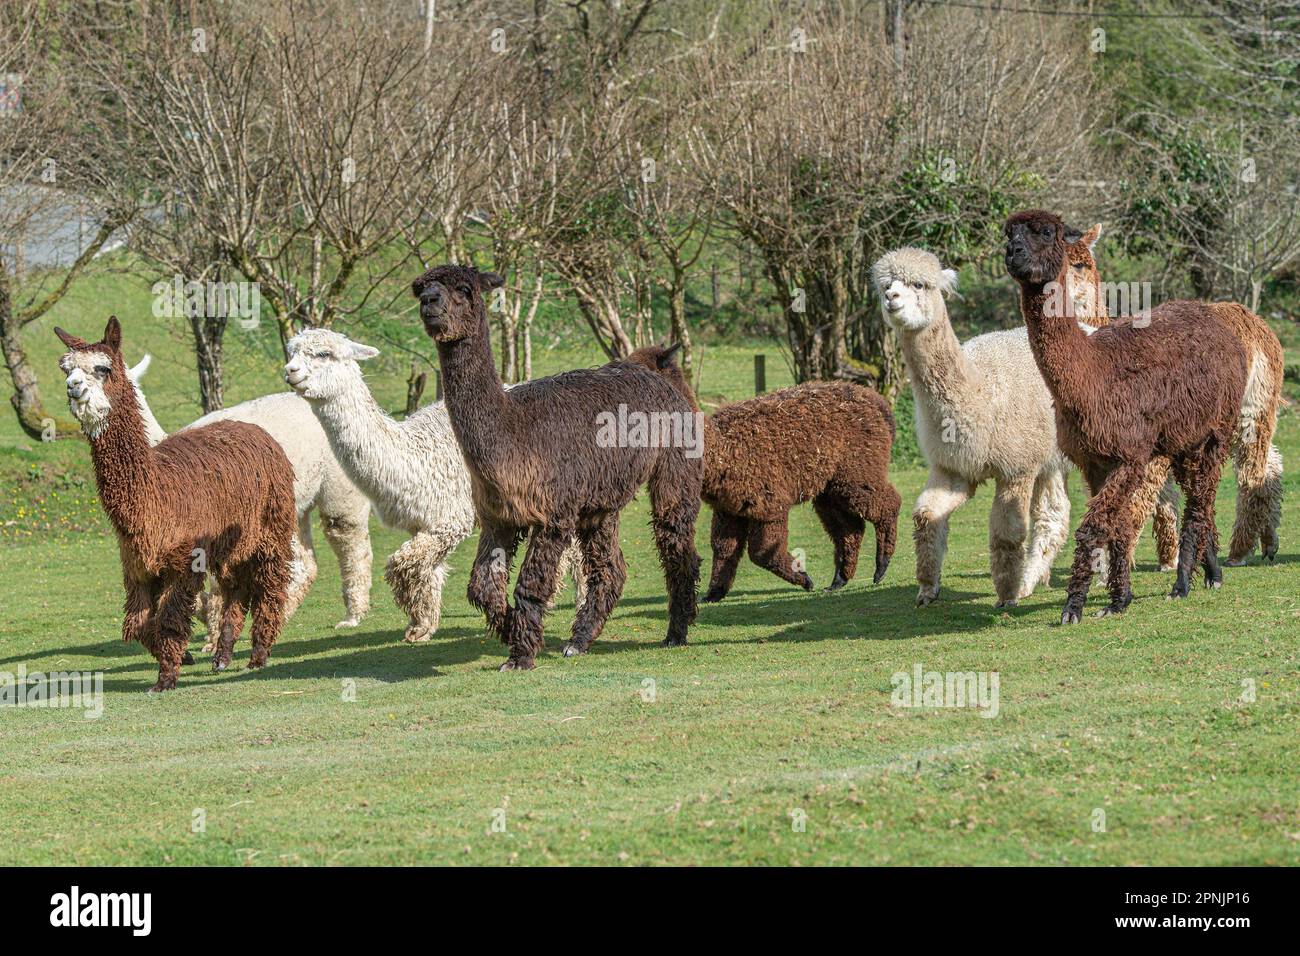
[309,375,421,496]
[437,329,513,471]
[132,384,168,446]
[1018,278,1093,412]
[896,310,979,412]
[88,393,158,539]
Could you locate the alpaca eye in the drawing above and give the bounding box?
[912,281,924,290]
[93,365,110,379]
[1072,263,1085,271]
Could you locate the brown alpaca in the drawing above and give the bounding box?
[411,266,703,671]
[56,317,296,691]
[628,346,900,601]
[1003,210,1248,622]
[1066,225,1285,566]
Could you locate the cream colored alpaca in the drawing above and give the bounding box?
[873,248,1072,607]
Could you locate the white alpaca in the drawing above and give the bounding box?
[127,357,373,634]
[282,328,584,643]
[872,248,1073,607]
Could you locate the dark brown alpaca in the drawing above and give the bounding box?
[1004,210,1248,622]
[411,266,702,671]
[628,346,900,601]
[56,317,296,691]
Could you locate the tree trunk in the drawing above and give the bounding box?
[189,313,227,414]
[668,271,693,376]
[0,263,74,440]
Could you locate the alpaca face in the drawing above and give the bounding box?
[1003,210,1081,287]
[871,249,956,332]
[55,317,127,439]
[1063,224,1103,320]
[410,264,504,343]
[283,329,380,401]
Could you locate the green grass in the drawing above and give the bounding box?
[0,271,1297,865]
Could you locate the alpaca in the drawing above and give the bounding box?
[282,328,585,644]
[1065,224,1285,566]
[629,346,900,601]
[126,360,374,636]
[1004,209,1248,622]
[56,318,296,691]
[411,264,702,671]
[872,248,1072,608]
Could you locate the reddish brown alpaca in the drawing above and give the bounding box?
[628,346,900,600]
[1004,211,1248,622]
[412,266,702,670]
[56,318,296,691]
[1066,226,1285,567]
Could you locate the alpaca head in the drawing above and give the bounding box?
[1063,223,1104,320]
[871,248,957,332]
[283,328,380,401]
[410,264,505,343]
[55,316,132,438]
[1003,209,1084,287]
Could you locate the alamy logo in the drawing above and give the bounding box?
[595,404,704,459]
[0,665,102,719]
[890,662,1000,718]
[152,274,261,328]
[49,886,151,936]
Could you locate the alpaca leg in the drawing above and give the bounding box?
[864,485,901,585]
[649,478,702,649]
[321,505,372,628]
[989,476,1033,608]
[122,577,155,648]
[246,553,291,670]
[549,538,588,611]
[1125,457,1171,571]
[385,531,460,643]
[813,495,863,590]
[1153,478,1181,572]
[564,512,627,657]
[500,527,568,671]
[1019,467,1070,598]
[1227,424,1283,565]
[1062,461,1144,623]
[704,511,749,603]
[1170,443,1229,597]
[746,516,814,590]
[210,584,248,672]
[913,468,974,607]
[281,521,319,623]
[149,577,198,693]
[468,521,521,642]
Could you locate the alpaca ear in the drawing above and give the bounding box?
[54,326,87,350]
[349,343,381,362]
[477,271,505,292]
[128,354,152,384]
[102,316,123,352]
[657,342,682,369]
[939,269,959,295]
[1063,225,1084,245]
[1083,223,1102,253]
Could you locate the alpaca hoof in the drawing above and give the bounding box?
[247,654,269,670]
[1158,562,1179,572]
[1060,605,1083,625]
[825,575,848,592]
[661,635,688,648]
[1167,586,1190,601]
[402,625,434,643]
[995,599,1018,610]
[916,589,939,607]
[181,650,195,665]
[499,658,535,672]
[701,588,727,604]
[335,617,362,629]
[147,679,177,693]
[200,640,216,653]
[1094,604,1124,618]
[212,657,230,672]
[562,641,587,657]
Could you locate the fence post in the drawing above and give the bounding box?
[754,354,766,395]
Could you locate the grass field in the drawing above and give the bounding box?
[1,277,1297,865]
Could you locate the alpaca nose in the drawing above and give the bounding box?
[420,285,443,306]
